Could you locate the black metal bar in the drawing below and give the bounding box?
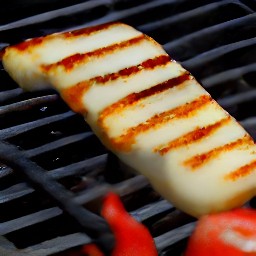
[163,13,256,60]
[218,90,256,108]
[25,132,93,158]
[130,199,173,222]
[0,233,91,256]
[155,222,196,252]
[0,182,34,203]
[0,207,63,235]
[0,111,75,140]
[138,1,241,33]
[0,154,108,202]
[201,63,256,89]
[0,88,23,104]
[0,94,59,116]
[182,37,256,70]
[74,175,149,205]
[0,140,114,253]
[0,0,112,31]
[0,165,12,178]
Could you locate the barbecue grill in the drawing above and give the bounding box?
[0,0,256,255]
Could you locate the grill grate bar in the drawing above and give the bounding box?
[0,95,58,116]
[0,88,23,104]
[0,233,91,256]
[0,111,75,140]
[76,0,172,28]
[202,63,256,89]
[1,151,107,180]
[0,140,114,253]
[218,90,256,109]
[138,0,245,33]
[0,154,108,203]
[0,199,173,237]
[0,0,112,32]
[163,13,256,59]
[0,207,62,235]
[131,199,173,222]
[0,222,196,256]
[241,117,256,138]
[20,233,91,256]
[48,153,107,179]
[25,132,93,158]
[0,182,34,203]
[155,222,196,252]
[0,165,12,178]
[182,37,256,71]
[241,117,256,127]
[74,175,149,205]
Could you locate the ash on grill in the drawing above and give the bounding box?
[0,0,256,255]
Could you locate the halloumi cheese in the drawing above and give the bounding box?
[2,22,256,217]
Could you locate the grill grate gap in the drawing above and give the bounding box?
[164,14,256,61]
[5,213,82,249]
[186,43,256,81]
[0,0,104,25]
[0,191,57,223]
[30,135,106,171]
[7,114,90,150]
[139,1,253,45]
[0,154,108,203]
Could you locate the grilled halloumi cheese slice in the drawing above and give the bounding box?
[2,22,256,217]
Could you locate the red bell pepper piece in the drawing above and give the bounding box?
[82,244,104,256]
[185,208,256,256]
[83,192,158,256]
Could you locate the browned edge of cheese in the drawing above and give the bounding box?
[64,22,122,38]
[42,34,145,72]
[184,134,254,170]
[60,81,90,115]
[9,22,122,52]
[106,94,212,152]
[154,107,230,156]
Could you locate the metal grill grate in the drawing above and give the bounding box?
[0,0,256,255]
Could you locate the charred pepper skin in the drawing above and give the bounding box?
[83,192,158,256]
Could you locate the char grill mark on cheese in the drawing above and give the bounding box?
[42,35,145,72]
[61,81,90,115]
[184,134,254,170]
[99,71,191,125]
[108,94,212,152]
[63,22,121,38]
[13,22,121,51]
[91,55,171,84]
[14,37,45,51]
[155,116,231,156]
[225,160,256,181]
[60,55,172,115]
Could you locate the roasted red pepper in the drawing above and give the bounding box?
[185,208,256,256]
[82,244,104,256]
[83,192,158,256]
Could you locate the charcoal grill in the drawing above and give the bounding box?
[0,0,256,255]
